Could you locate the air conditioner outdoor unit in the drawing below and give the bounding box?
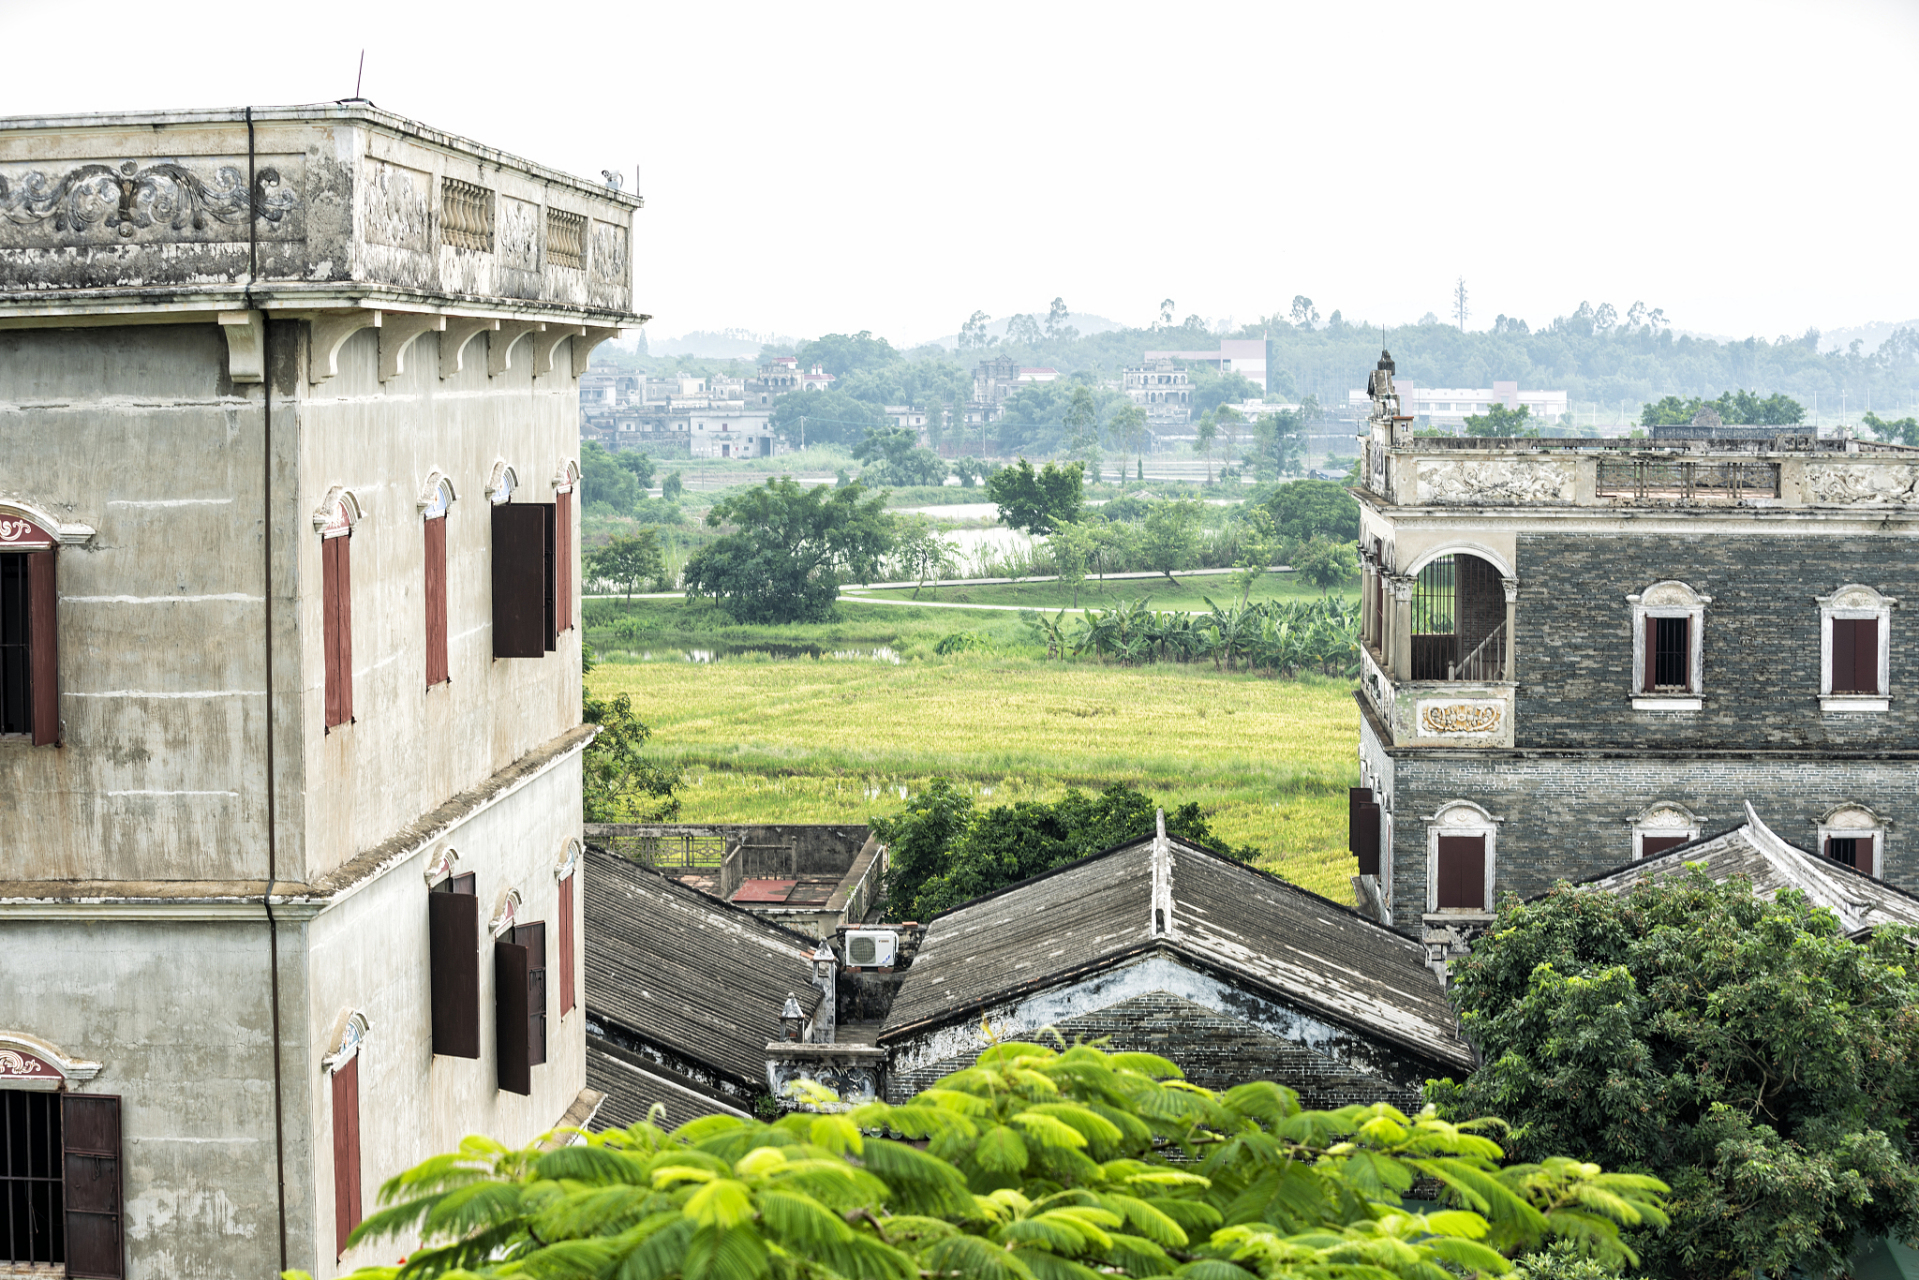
[844,929,898,968]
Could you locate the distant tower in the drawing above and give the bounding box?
[1453,277,1470,332]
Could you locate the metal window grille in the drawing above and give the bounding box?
[0,557,27,734]
[1411,554,1504,680]
[1652,617,1690,690]
[1827,837,1861,869]
[2,1090,63,1267]
[1596,459,1779,502]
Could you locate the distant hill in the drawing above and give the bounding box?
[915,311,1127,352]
[649,328,797,358]
[1817,319,1919,356]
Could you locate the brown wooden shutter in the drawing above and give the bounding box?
[1355,802,1382,878]
[495,936,532,1095]
[27,548,57,746]
[424,516,449,687]
[1435,835,1486,910]
[1348,787,1372,852]
[1857,618,1879,694]
[558,873,576,1014]
[542,504,557,651]
[429,882,481,1058]
[1640,834,1689,858]
[491,504,548,658]
[323,536,354,726]
[1832,618,1859,693]
[61,1094,122,1280]
[517,921,548,1066]
[331,1056,362,1258]
[1643,616,1657,692]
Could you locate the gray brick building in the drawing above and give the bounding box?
[1347,351,1919,964]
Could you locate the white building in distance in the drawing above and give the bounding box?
[1346,380,1568,428]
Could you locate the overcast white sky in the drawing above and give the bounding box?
[3,0,1913,346]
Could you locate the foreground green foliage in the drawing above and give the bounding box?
[876,780,1259,920]
[1429,869,1919,1280]
[310,1043,1666,1280]
[581,646,681,821]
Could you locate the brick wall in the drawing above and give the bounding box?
[1514,532,1919,750]
[887,989,1439,1109]
[1384,753,1919,931]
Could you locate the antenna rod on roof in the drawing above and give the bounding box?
[354,50,365,100]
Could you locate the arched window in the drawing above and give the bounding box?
[555,839,581,1015]
[0,1033,115,1274]
[322,1010,370,1259]
[1818,585,1895,712]
[1410,552,1507,680]
[313,488,364,729]
[1628,580,1710,709]
[419,474,456,688]
[1424,800,1499,915]
[1819,804,1885,877]
[1630,802,1701,859]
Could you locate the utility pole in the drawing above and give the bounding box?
[1453,277,1469,332]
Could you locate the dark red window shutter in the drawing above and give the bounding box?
[1356,802,1382,878]
[323,536,354,726]
[61,1093,122,1280]
[331,1056,362,1258]
[1348,787,1373,852]
[558,873,576,1014]
[491,504,548,658]
[556,491,573,634]
[1640,834,1689,858]
[1435,835,1486,910]
[517,921,548,1066]
[1858,618,1880,694]
[495,936,532,1095]
[1834,618,1879,695]
[27,549,58,746]
[425,516,448,687]
[429,877,481,1058]
[542,504,557,652]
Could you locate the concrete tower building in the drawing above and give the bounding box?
[0,105,644,1277]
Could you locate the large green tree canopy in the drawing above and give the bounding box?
[313,1043,1665,1280]
[682,478,894,624]
[1428,869,1919,1280]
[985,459,1083,536]
[1259,480,1359,545]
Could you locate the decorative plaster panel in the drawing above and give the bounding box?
[498,197,540,272]
[1417,701,1502,735]
[361,161,429,252]
[0,157,301,248]
[1414,458,1574,506]
[1806,464,1919,506]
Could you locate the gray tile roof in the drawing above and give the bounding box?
[584,847,821,1087]
[879,831,1473,1071]
[1578,801,1919,938]
[585,1036,750,1131]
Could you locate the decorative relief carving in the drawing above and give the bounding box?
[0,516,54,548]
[0,160,296,239]
[1413,458,1574,505]
[1418,702,1502,734]
[0,1048,61,1080]
[590,220,628,284]
[364,162,429,252]
[1806,464,1919,506]
[497,197,538,271]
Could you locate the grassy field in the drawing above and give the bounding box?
[588,617,1363,898]
[854,573,1350,613]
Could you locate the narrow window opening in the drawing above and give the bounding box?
[1434,834,1486,910]
[323,534,354,727]
[424,511,449,688]
[1832,618,1879,694]
[0,556,30,735]
[331,1057,362,1258]
[1826,836,1864,870]
[1649,616,1690,691]
[429,873,480,1058]
[1,1090,64,1268]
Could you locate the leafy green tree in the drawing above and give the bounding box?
[958,310,993,352]
[1046,520,1094,607]
[1214,405,1245,472]
[1193,413,1219,483]
[1249,410,1306,479]
[769,390,889,448]
[1429,868,1919,1280]
[1864,411,1919,445]
[1108,402,1149,475]
[1639,395,1700,427]
[618,450,658,490]
[951,457,990,489]
[1045,296,1079,341]
[1188,367,1262,417]
[661,471,685,502]
[795,330,898,378]
[588,530,666,602]
[1005,314,1043,348]
[681,478,895,624]
[1289,537,1358,594]
[985,459,1084,535]
[1141,498,1204,583]
[891,516,957,597]
[580,439,641,515]
[1263,479,1360,544]
[581,646,680,821]
[854,428,949,487]
[1063,385,1102,478]
[314,1040,1664,1280]
[1463,403,1538,437]
[1641,391,1806,428]
[880,780,1258,918]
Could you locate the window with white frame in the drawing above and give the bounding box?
[1630,801,1701,859]
[1818,804,1885,877]
[1628,580,1711,709]
[1818,585,1895,712]
[1424,800,1499,915]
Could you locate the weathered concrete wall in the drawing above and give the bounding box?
[305,756,586,1277]
[884,953,1440,1108]
[1381,751,1919,932]
[0,323,277,880]
[1514,531,1919,751]
[294,325,582,883]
